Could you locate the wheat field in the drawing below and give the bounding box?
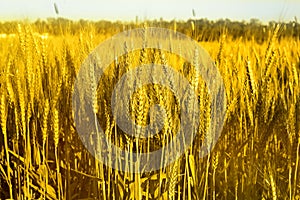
[0,20,299,199]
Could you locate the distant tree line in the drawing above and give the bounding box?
[0,17,299,42]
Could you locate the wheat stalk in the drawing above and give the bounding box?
[0,93,13,199]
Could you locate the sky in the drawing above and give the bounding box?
[0,0,299,22]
